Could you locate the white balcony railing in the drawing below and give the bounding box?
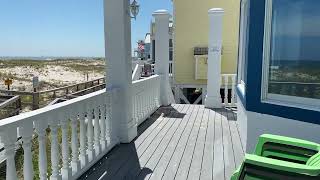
[0,89,117,180]
[221,74,237,107]
[132,75,161,125]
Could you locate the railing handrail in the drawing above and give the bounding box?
[0,77,105,95]
[0,88,110,128]
[39,77,105,94]
[0,95,20,109]
[132,74,160,84]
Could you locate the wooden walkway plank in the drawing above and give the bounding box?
[111,105,186,179]
[186,108,210,180]
[199,109,216,180]
[212,110,225,180]
[136,105,192,179]
[146,104,198,180]
[221,109,236,180]
[227,109,244,168]
[161,105,203,180]
[173,105,205,180]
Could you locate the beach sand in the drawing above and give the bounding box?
[0,59,105,92]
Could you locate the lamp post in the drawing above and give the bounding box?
[130,0,140,20]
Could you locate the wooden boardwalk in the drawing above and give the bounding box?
[80,104,244,180]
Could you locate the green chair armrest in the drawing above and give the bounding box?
[254,134,320,156]
[244,154,320,176]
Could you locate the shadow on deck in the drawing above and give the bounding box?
[79,104,244,180]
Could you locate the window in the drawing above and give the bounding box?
[237,0,250,85]
[262,0,320,107]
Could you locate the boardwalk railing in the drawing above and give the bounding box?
[221,74,237,107]
[132,75,161,125]
[0,89,117,180]
[0,77,105,110]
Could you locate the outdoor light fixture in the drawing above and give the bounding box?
[130,0,140,20]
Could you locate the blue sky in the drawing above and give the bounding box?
[0,0,172,57]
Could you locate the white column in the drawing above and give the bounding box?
[205,8,224,108]
[153,10,171,106]
[104,0,137,143]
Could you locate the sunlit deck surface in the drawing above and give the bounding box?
[80,104,244,180]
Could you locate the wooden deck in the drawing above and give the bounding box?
[80,104,244,180]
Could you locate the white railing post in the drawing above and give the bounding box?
[79,112,88,168]
[35,120,48,180]
[20,122,34,180]
[87,110,95,162]
[104,0,137,143]
[205,8,224,108]
[100,104,107,152]
[49,120,61,180]
[153,10,172,106]
[61,118,71,180]
[71,114,80,175]
[94,107,101,155]
[1,126,18,180]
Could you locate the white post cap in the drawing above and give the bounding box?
[208,8,224,15]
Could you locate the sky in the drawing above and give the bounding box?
[0,0,172,57]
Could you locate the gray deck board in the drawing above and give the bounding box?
[137,105,192,180]
[199,109,216,180]
[148,105,200,180]
[81,104,243,180]
[221,109,236,180]
[227,109,244,168]
[186,108,210,180]
[174,105,205,180]
[212,110,225,180]
[112,104,185,180]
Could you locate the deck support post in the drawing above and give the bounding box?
[104,0,137,143]
[153,10,172,106]
[205,8,224,108]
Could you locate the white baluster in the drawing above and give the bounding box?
[49,121,61,180]
[61,119,71,180]
[105,93,113,145]
[71,115,80,175]
[79,112,88,168]
[20,123,34,180]
[35,121,48,180]
[224,75,229,106]
[100,104,107,152]
[1,126,18,180]
[87,109,95,161]
[133,94,137,125]
[231,75,236,107]
[94,107,101,156]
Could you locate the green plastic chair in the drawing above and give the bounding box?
[231,134,320,180]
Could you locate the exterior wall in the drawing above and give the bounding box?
[238,97,320,153]
[173,0,240,85]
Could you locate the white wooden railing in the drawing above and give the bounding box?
[132,75,161,125]
[221,74,237,107]
[0,89,117,180]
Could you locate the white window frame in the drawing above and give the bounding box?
[261,0,320,111]
[237,0,249,87]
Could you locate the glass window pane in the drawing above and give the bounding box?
[268,0,320,99]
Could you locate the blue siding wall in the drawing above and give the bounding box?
[237,0,320,125]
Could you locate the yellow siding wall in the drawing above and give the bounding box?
[173,0,240,85]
